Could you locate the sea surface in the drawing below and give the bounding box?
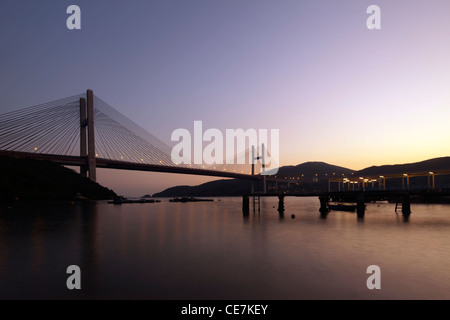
[1,197,450,300]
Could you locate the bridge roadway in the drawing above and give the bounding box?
[0,150,288,182]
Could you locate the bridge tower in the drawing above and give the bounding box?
[79,97,87,178]
[79,89,96,182]
[251,144,267,194]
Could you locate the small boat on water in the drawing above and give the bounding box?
[169,197,214,203]
[110,196,161,204]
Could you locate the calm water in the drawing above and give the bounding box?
[1,197,450,300]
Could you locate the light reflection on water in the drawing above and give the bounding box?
[0,197,450,299]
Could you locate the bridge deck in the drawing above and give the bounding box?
[0,150,274,181]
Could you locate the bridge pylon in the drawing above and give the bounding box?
[79,89,96,182]
[79,97,88,178]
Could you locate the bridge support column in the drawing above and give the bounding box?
[242,195,250,215]
[319,194,329,219]
[263,175,267,194]
[319,194,329,213]
[87,89,97,182]
[79,98,88,178]
[402,193,411,217]
[357,193,365,219]
[277,195,285,215]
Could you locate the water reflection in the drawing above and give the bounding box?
[78,203,99,295]
[0,216,7,282]
[30,216,45,276]
[1,198,450,299]
[396,212,410,223]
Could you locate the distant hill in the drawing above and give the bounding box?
[153,179,254,198]
[0,155,116,202]
[276,161,354,179]
[355,157,450,176]
[154,157,450,197]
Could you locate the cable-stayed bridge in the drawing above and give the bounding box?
[0,90,282,190]
[3,89,450,218]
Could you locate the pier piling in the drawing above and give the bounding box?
[402,193,411,217]
[319,194,329,219]
[356,193,365,219]
[277,195,285,214]
[319,194,329,213]
[242,196,250,215]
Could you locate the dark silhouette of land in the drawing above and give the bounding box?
[0,155,116,202]
[153,179,255,198]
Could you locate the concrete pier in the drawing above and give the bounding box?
[319,194,329,219]
[402,193,411,217]
[277,195,285,214]
[319,194,329,213]
[242,195,250,214]
[356,193,365,219]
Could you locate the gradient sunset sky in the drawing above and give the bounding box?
[1,1,450,196]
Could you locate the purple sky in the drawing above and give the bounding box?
[2,1,450,196]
